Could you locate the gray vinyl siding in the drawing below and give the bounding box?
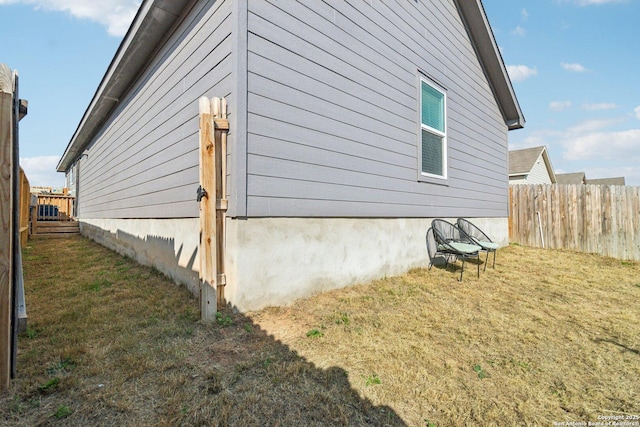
[527,157,553,184]
[77,0,233,219]
[245,0,509,218]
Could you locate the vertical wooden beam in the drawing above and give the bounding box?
[0,63,14,391]
[19,168,29,247]
[213,97,229,309]
[198,97,217,320]
[198,96,229,315]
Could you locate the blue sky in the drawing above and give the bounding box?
[1,0,639,186]
[484,0,640,184]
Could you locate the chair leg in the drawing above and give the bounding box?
[476,254,480,278]
[483,251,489,272]
[459,258,465,282]
[492,250,496,268]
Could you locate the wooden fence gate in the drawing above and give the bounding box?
[31,193,79,237]
[509,184,640,261]
[197,96,228,320]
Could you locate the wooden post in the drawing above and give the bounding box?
[197,96,229,318]
[19,168,30,247]
[198,96,217,320]
[213,98,228,309]
[0,63,14,391]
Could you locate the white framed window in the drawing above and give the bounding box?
[419,77,447,180]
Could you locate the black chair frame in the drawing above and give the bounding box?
[430,219,482,281]
[456,218,497,271]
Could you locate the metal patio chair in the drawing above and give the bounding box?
[426,227,456,271]
[456,218,500,271]
[431,219,482,281]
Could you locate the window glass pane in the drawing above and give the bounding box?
[421,81,444,132]
[422,130,443,176]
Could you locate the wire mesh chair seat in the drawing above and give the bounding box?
[456,218,499,271]
[430,219,482,281]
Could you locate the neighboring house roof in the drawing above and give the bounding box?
[556,172,586,185]
[57,0,524,172]
[586,177,626,186]
[508,146,557,183]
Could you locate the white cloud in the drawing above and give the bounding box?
[562,129,640,161]
[634,106,640,119]
[561,62,588,73]
[515,119,640,185]
[512,26,526,37]
[521,8,529,20]
[0,0,140,36]
[20,156,66,187]
[508,131,562,151]
[550,101,572,111]
[566,118,623,134]
[582,103,618,111]
[506,65,538,82]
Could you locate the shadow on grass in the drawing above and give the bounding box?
[5,235,407,426]
[185,309,407,426]
[593,338,640,356]
[429,254,485,281]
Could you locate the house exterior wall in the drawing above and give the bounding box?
[68,0,517,312]
[508,176,527,185]
[79,218,201,295]
[525,156,553,184]
[76,0,233,219]
[244,0,510,218]
[509,155,552,185]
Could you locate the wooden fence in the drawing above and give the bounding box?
[1,62,27,391]
[30,193,78,237]
[509,184,640,261]
[34,193,74,220]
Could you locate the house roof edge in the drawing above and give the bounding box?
[57,0,195,172]
[454,0,525,131]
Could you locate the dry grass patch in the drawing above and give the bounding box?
[249,244,640,425]
[1,236,639,426]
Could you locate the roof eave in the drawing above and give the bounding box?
[454,0,525,131]
[57,0,194,172]
[540,148,557,183]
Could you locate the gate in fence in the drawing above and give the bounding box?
[30,192,79,237]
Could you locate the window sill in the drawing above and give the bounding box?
[418,173,449,187]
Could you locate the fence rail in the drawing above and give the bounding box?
[509,184,640,261]
[19,168,29,247]
[34,194,74,221]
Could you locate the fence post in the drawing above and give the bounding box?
[213,97,228,309]
[198,97,217,320]
[0,63,14,391]
[19,168,29,247]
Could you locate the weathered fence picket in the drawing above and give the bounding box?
[509,184,640,261]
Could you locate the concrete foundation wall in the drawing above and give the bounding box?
[79,218,201,296]
[225,217,508,312]
[79,216,508,313]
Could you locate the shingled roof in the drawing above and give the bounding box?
[556,172,586,185]
[508,146,556,184]
[586,177,626,186]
